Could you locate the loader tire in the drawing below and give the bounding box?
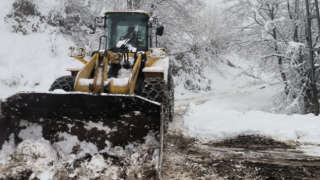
[141,78,167,103]
[141,78,169,145]
[49,76,75,92]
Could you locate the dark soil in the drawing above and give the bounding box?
[207,135,295,150]
[162,134,320,180]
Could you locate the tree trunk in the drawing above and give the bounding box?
[272,25,289,95]
[278,56,289,95]
[269,5,289,95]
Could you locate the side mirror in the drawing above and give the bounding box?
[156,26,164,36]
[151,17,159,26]
[90,17,106,34]
[69,47,86,58]
[95,17,105,27]
[149,17,154,23]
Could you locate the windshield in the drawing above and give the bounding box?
[106,13,149,51]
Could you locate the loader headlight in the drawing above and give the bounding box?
[150,48,166,58]
[69,47,86,58]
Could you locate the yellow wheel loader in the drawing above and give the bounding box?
[0,11,174,179]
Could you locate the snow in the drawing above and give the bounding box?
[34,1,61,16]
[87,154,107,178]
[78,66,132,87]
[113,78,129,87]
[149,57,169,82]
[16,138,57,164]
[96,67,103,86]
[263,17,286,37]
[0,134,15,165]
[84,121,117,133]
[134,10,149,14]
[184,99,320,142]
[180,54,320,144]
[297,146,320,157]
[2,133,157,179]
[0,127,160,179]
[143,66,164,72]
[79,78,94,86]
[0,21,82,100]
[0,0,87,100]
[116,40,126,48]
[0,138,58,180]
[144,133,160,147]
[0,0,13,24]
[150,48,166,58]
[2,0,320,179]
[264,21,276,31]
[53,132,99,157]
[118,68,132,78]
[185,101,196,116]
[18,123,43,140]
[116,40,136,53]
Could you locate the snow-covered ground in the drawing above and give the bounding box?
[2,0,320,179]
[0,30,81,98]
[184,93,320,144]
[0,0,83,99]
[160,55,320,179]
[175,54,320,158]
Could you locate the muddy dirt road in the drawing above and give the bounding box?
[162,101,320,180]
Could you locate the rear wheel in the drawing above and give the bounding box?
[49,76,75,92]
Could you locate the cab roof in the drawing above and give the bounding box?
[104,11,151,17]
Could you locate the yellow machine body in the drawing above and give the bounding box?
[72,49,167,95]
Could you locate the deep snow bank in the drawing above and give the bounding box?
[184,96,320,143]
[181,54,320,144]
[0,0,83,99]
[0,31,82,99]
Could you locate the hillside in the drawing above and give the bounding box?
[2,0,320,180]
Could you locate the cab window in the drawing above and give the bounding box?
[106,13,148,51]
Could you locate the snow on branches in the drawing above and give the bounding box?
[225,0,318,114]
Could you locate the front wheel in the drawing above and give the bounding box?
[141,78,168,180]
[141,78,167,103]
[49,76,75,92]
[141,78,169,144]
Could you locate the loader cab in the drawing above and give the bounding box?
[104,12,151,52]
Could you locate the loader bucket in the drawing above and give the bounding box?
[0,92,163,151]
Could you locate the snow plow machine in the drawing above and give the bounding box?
[0,11,174,179]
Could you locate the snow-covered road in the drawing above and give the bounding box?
[163,74,320,179]
[183,84,320,145]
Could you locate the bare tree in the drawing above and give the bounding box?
[127,0,142,9]
[225,0,320,114]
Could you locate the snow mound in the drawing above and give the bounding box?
[0,130,160,179]
[0,138,57,180]
[183,85,320,144]
[18,122,43,141]
[185,101,196,116]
